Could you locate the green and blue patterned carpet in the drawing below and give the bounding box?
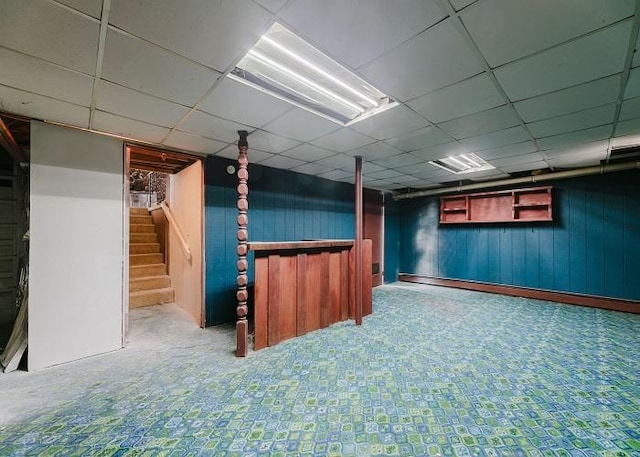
[0,283,638,456]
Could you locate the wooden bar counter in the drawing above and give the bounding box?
[248,239,372,350]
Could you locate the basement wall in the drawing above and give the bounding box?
[386,170,640,301]
[204,156,355,325]
[29,122,124,370]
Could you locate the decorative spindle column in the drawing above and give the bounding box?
[236,130,249,357]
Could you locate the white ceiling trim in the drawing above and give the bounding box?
[88,0,110,129]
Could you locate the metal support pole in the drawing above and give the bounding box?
[355,156,363,326]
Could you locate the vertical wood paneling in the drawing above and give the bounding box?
[340,250,350,318]
[328,251,342,324]
[278,255,297,343]
[395,171,640,300]
[320,251,330,328]
[362,239,373,316]
[254,256,269,350]
[305,253,323,332]
[568,185,587,293]
[267,254,281,345]
[296,253,307,336]
[585,188,604,296]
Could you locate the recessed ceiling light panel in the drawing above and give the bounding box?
[429,153,495,174]
[229,23,397,126]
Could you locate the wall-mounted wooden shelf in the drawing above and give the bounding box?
[440,186,552,223]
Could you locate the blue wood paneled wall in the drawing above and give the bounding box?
[204,156,355,325]
[386,170,640,300]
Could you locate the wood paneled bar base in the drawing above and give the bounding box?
[399,274,640,314]
[249,239,372,350]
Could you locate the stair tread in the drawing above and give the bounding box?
[130,274,170,282]
[130,287,174,297]
[130,263,166,268]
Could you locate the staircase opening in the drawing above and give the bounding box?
[126,145,205,339]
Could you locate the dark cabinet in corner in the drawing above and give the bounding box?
[440,186,552,223]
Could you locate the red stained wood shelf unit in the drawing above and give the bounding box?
[440,186,553,223]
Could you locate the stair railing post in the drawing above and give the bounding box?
[236,130,249,357]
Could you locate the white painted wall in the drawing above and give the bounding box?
[29,122,124,370]
[168,160,203,326]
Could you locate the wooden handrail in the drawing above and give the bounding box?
[160,201,192,262]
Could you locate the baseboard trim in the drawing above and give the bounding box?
[398,274,640,314]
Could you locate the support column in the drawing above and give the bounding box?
[236,130,249,357]
[355,156,363,326]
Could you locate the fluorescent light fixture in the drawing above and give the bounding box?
[429,153,495,174]
[229,23,397,126]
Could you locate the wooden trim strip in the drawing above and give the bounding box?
[398,274,640,314]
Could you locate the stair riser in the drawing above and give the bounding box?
[130,276,171,292]
[130,243,161,254]
[130,253,164,266]
[131,215,152,225]
[130,264,166,278]
[130,208,149,216]
[130,289,175,308]
[130,224,156,234]
[130,233,158,243]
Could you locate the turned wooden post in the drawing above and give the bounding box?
[236,130,249,357]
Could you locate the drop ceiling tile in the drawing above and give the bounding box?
[410,167,455,180]
[384,126,453,152]
[408,73,505,123]
[55,0,103,18]
[199,78,293,128]
[494,20,632,101]
[611,135,640,148]
[179,111,253,143]
[365,169,404,180]
[0,84,89,128]
[392,174,425,184]
[350,105,428,141]
[537,125,613,149]
[462,0,635,67]
[344,142,403,161]
[253,0,288,13]
[279,0,447,69]
[527,104,616,138]
[409,142,471,161]
[614,117,640,137]
[317,169,353,181]
[262,108,340,142]
[0,47,93,106]
[246,130,300,153]
[0,0,99,74]
[96,81,190,128]
[450,0,478,11]
[488,152,545,167]
[290,162,335,176]
[513,75,621,122]
[498,161,548,174]
[476,141,538,160]
[163,131,228,155]
[624,67,640,99]
[215,144,274,163]
[311,129,375,152]
[542,141,609,159]
[546,146,608,168]
[619,97,640,121]
[359,19,484,101]
[360,162,386,174]
[438,105,520,139]
[466,170,510,181]
[259,154,306,170]
[313,154,358,170]
[93,111,170,143]
[633,33,640,68]
[372,153,424,168]
[109,0,271,72]
[102,28,220,106]
[460,126,531,151]
[281,144,336,162]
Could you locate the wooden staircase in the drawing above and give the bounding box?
[129,208,174,308]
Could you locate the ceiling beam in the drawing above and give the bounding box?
[0,116,26,163]
[88,0,112,129]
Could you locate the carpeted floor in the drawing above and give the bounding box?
[0,283,638,456]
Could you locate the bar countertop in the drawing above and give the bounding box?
[247,239,354,252]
